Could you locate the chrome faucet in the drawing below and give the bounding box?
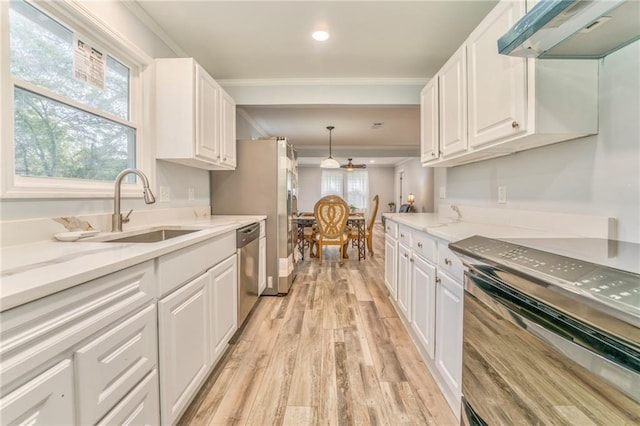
[112,168,156,232]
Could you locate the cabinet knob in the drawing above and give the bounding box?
[223,157,227,161]
[400,233,404,238]
[445,258,452,266]
[436,277,441,284]
[410,258,414,263]
[217,155,221,159]
[417,242,423,248]
[512,121,519,128]
[404,253,408,258]
[431,152,435,157]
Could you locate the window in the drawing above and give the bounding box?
[2,0,152,197]
[321,170,343,197]
[346,170,368,211]
[320,170,369,212]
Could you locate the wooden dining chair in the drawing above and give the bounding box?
[313,195,350,265]
[348,194,379,256]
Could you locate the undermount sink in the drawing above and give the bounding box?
[89,227,201,243]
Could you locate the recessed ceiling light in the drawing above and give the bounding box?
[370,159,376,164]
[312,30,330,41]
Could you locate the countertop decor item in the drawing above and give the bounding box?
[388,202,396,212]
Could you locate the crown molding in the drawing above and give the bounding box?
[121,1,188,57]
[218,77,430,87]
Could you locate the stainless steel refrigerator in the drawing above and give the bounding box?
[210,137,297,295]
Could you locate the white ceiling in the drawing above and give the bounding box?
[135,0,499,164]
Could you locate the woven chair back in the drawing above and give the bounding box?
[367,195,379,231]
[314,195,349,239]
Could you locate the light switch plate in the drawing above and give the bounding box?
[159,186,171,202]
[439,186,446,199]
[498,186,507,204]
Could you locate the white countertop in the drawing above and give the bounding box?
[0,215,265,312]
[382,213,574,242]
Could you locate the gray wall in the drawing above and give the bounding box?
[434,41,640,243]
[395,158,435,213]
[297,166,395,223]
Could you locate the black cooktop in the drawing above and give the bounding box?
[449,236,640,321]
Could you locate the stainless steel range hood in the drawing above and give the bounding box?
[498,0,640,59]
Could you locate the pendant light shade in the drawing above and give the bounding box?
[320,125,340,168]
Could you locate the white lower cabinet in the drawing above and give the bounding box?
[258,235,266,295]
[97,370,160,426]
[209,255,238,364]
[435,271,464,414]
[397,242,412,321]
[411,254,436,360]
[75,304,158,425]
[384,218,464,419]
[384,235,398,299]
[158,272,210,425]
[0,359,75,425]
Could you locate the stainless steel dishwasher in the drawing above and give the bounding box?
[236,223,260,326]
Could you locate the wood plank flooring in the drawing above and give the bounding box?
[180,225,457,425]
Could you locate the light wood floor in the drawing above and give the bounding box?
[179,225,457,425]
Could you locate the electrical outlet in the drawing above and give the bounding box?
[159,186,171,202]
[439,186,446,199]
[267,276,273,288]
[498,186,507,204]
[188,187,195,201]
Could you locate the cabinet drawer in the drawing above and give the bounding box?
[438,242,465,282]
[76,304,157,425]
[158,231,235,297]
[0,359,74,425]
[97,370,160,426]
[0,261,155,388]
[412,231,436,263]
[385,220,398,239]
[398,225,412,247]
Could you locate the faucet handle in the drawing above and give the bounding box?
[122,209,133,224]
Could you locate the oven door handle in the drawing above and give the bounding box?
[465,269,640,402]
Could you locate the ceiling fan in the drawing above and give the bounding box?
[340,158,367,171]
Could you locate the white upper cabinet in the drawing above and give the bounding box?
[467,0,527,147]
[439,45,468,158]
[421,0,598,167]
[156,58,236,170]
[420,78,439,162]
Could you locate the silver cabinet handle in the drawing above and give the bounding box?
[417,242,423,248]
[512,121,519,128]
[445,258,452,266]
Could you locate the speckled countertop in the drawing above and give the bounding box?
[0,215,264,312]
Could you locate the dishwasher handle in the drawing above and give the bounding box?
[237,223,260,248]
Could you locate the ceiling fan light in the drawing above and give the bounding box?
[320,157,340,168]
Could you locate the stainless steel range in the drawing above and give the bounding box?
[449,236,639,425]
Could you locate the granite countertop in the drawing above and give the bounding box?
[0,215,265,312]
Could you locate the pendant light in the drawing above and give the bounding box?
[320,125,340,168]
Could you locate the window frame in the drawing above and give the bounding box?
[0,0,155,199]
[320,169,370,213]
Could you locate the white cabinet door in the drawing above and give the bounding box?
[435,272,464,414]
[439,45,467,157]
[158,272,210,425]
[397,243,412,321]
[420,78,439,163]
[411,254,436,360]
[0,359,74,425]
[75,304,157,425]
[468,0,527,148]
[384,236,397,299]
[97,370,160,426]
[219,89,236,168]
[195,65,221,163]
[258,236,267,295]
[209,255,238,363]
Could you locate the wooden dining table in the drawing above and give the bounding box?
[294,214,367,261]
